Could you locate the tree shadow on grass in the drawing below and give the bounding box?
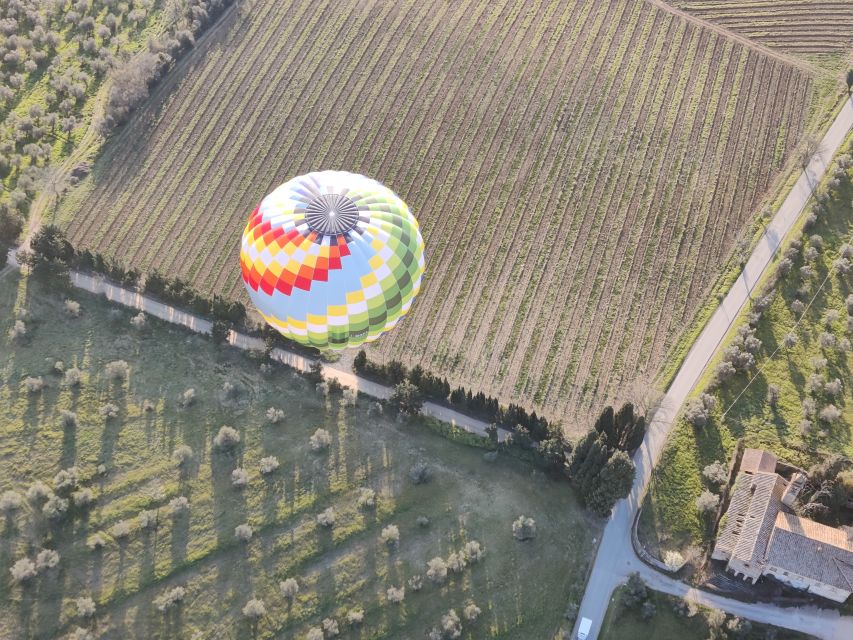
[34,566,65,639]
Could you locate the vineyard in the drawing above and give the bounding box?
[60,0,833,429]
[672,1,853,56]
[0,274,594,639]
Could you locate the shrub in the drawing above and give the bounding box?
[67,627,94,640]
[464,540,484,563]
[172,445,193,466]
[409,462,432,485]
[309,428,332,451]
[179,387,196,407]
[235,523,253,542]
[26,481,52,504]
[386,586,405,603]
[346,608,364,625]
[306,629,324,640]
[317,507,335,528]
[280,577,299,600]
[87,533,107,550]
[807,374,824,394]
[105,359,129,381]
[213,425,240,449]
[259,456,280,475]
[130,312,146,329]
[72,488,94,507]
[9,319,26,339]
[820,405,842,423]
[512,515,536,541]
[322,618,340,637]
[695,490,719,514]
[782,333,798,349]
[43,494,69,520]
[231,468,249,488]
[464,603,482,621]
[427,557,448,583]
[111,520,130,540]
[703,461,728,486]
[434,609,462,639]
[792,299,806,314]
[390,380,423,415]
[155,586,186,612]
[142,399,156,412]
[75,596,96,618]
[242,598,266,620]
[60,410,77,428]
[357,487,376,509]
[266,406,284,423]
[381,524,400,547]
[447,551,466,573]
[138,509,158,530]
[766,384,781,407]
[417,515,430,528]
[54,361,66,374]
[663,550,685,572]
[24,376,44,393]
[408,574,424,591]
[64,367,83,387]
[342,387,357,406]
[169,496,189,514]
[36,549,60,571]
[0,490,23,513]
[820,332,837,349]
[10,558,37,582]
[100,403,119,419]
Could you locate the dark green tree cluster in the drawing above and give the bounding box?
[567,403,642,515]
[799,454,853,525]
[353,350,552,440]
[390,380,423,416]
[620,573,656,620]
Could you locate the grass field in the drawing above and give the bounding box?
[57,0,840,431]
[600,586,815,640]
[640,132,853,555]
[0,270,597,639]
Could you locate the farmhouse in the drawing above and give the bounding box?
[712,449,853,603]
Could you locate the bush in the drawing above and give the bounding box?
[386,586,405,603]
[265,406,284,423]
[434,609,462,639]
[10,558,37,582]
[60,409,77,428]
[464,540,484,563]
[172,445,193,466]
[130,311,146,329]
[179,387,196,407]
[65,299,81,317]
[820,405,842,423]
[235,523,253,542]
[684,394,715,428]
[357,487,376,509]
[231,468,249,488]
[820,332,837,349]
[390,380,423,415]
[75,596,96,618]
[409,462,432,485]
[26,481,51,504]
[259,456,280,475]
[309,428,332,451]
[170,496,189,514]
[464,603,482,621]
[346,608,364,626]
[447,551,466,573]
[43,494,69,520]
[695,490,719,514]
[64,367,83,387]
[408,574,424,591]
[68,627,94,640]
[35,549,60,571]
[280,577,299,600]
[417,515,430,528]
[0,490,23,513]
[322,618,340,637]
[766,384,781,407]
[317,507,335,528]
[512,515,536,541]
[111,520,130,540]
[105,359,129,381]
[703,461,728,485]
[825,378,843,396]
[24,376,43,393]
[242,598,266,620]
[663,550,685,572]
[138,509,158,530]
[87,533,107,550]
[92,394,118,416]
[622,572,648,608]
[381,524,400,547]
[213,425,240,449]
[9,319,26,340]
[782,333,798,348]
[155,586,186,612]
[306,629,324,640]
[427,557,448,583]
[72,488,94,508]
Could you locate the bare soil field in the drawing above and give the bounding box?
[60,0,834,431]
[671,0,853,56]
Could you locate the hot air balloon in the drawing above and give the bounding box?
[240,171,425,350]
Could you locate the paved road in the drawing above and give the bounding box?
[574,94,853,640]
[5,249,505,441]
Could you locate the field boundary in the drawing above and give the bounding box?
[4,247,510,443]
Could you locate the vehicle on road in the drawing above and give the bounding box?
[577,617,592,640]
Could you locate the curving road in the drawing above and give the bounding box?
[574,94,853,640]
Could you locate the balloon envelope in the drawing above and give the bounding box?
[240,171,425,350]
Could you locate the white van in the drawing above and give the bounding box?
[577,617,593,640]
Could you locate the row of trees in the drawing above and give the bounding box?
[353,350,552,440]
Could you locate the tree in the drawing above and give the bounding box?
[353,349,367,372]
[847,69,853,94]
[583,450,636,516]
[703,461,728,486]
[26,224,74,272]
[695,490,719,515]
[390,380,423,416]
[574,435,610,498]
[210,320,229,345]
[621,572,647,608]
